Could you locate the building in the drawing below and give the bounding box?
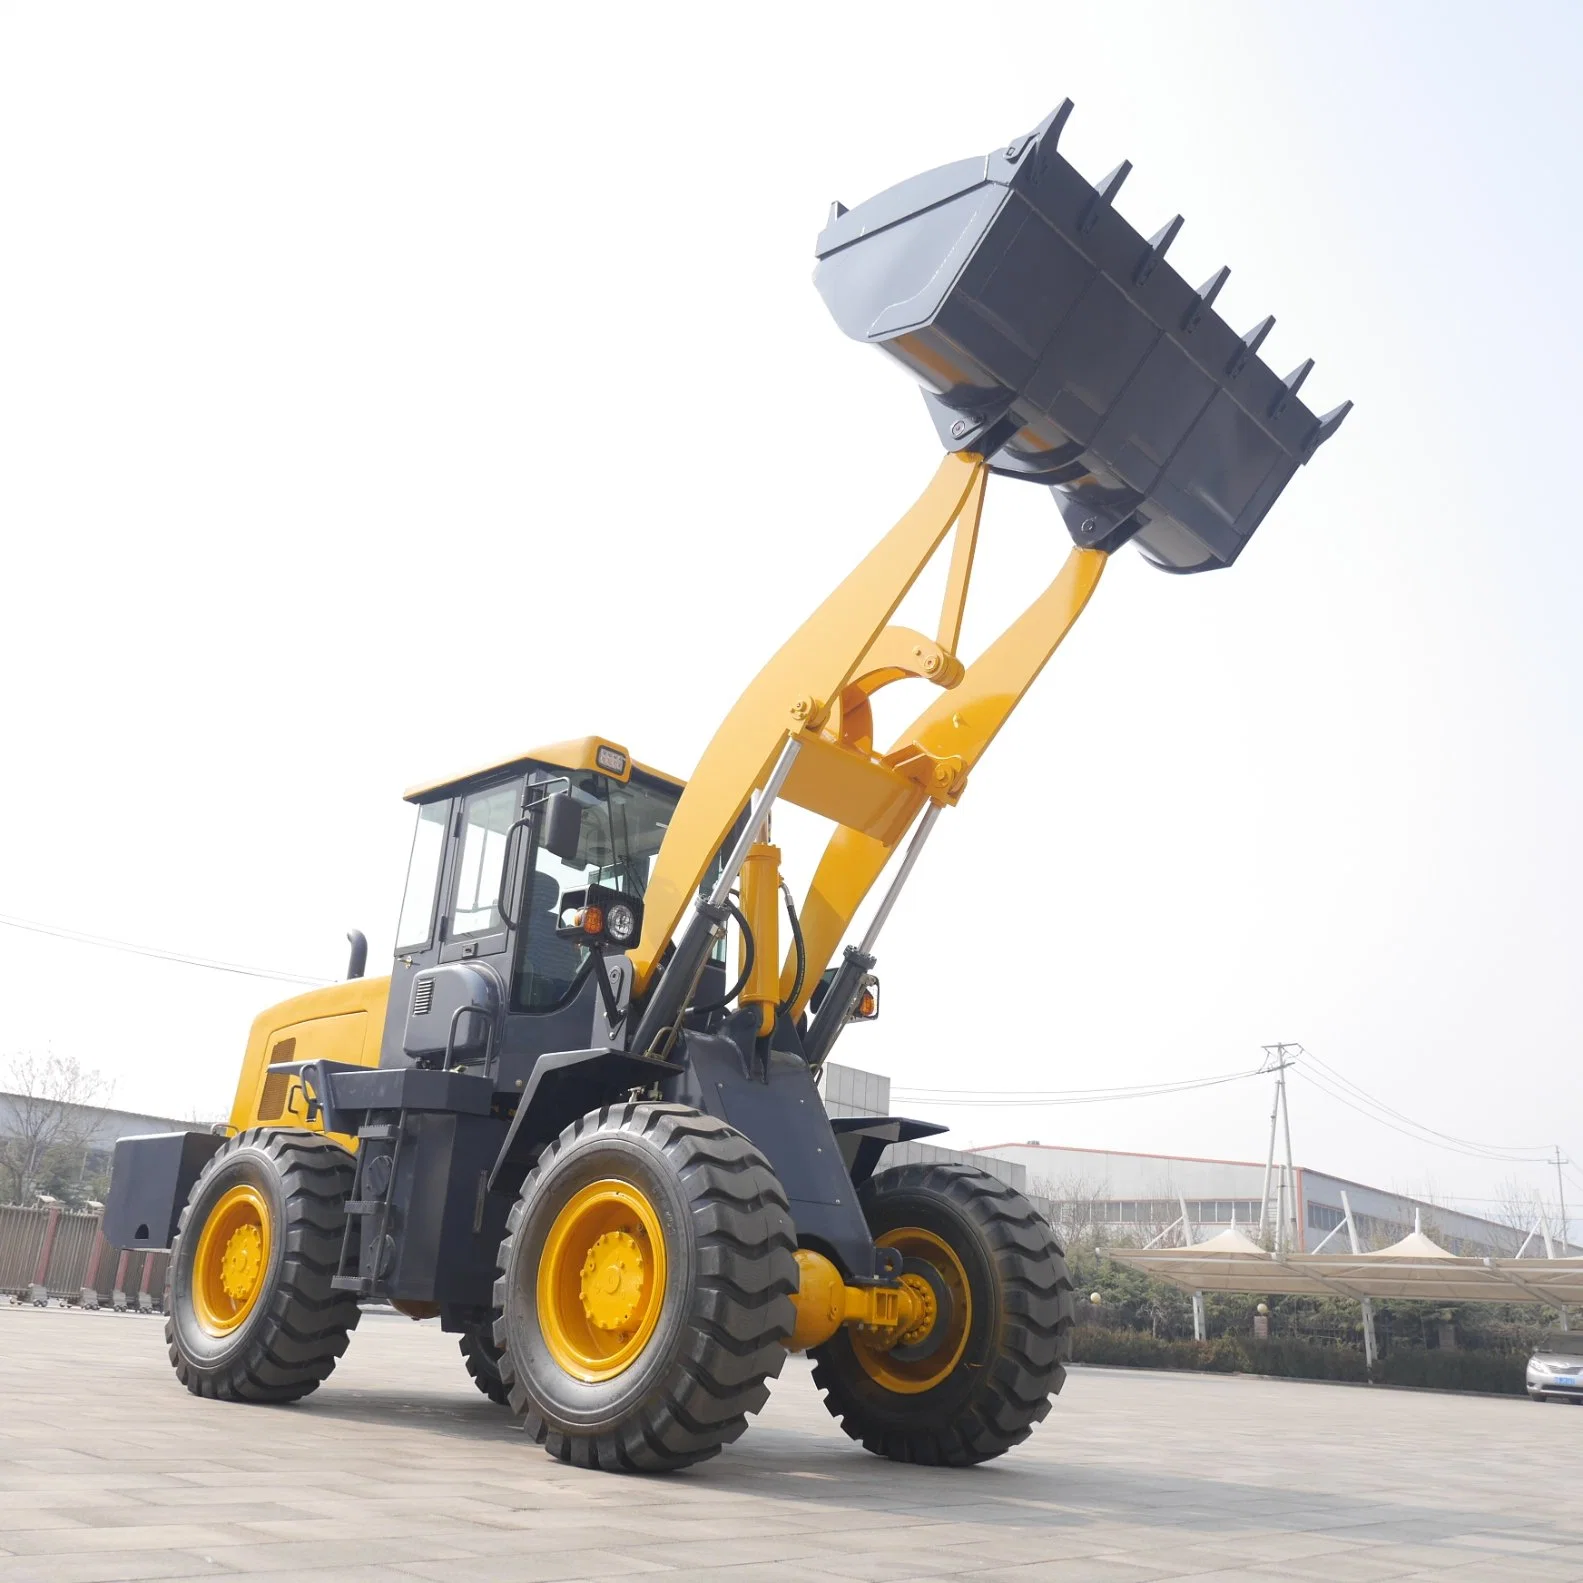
[822,1063,1023,1187]
[825,1067,1580,1257]
[0,1093,194,1202]
[976,1140,1579,1257]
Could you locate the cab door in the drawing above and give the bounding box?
[438,777,526,965]
[380,776,530,1069]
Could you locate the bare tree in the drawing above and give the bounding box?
[1490,1175,1549,1251]
[1029,1172,1110,1249]
[0,1053,112,1205]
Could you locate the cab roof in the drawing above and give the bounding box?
[402,736,684,804]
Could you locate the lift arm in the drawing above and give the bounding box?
[626,449,1107,1042]
[627,451,986,995]
[627,98,1350,1043]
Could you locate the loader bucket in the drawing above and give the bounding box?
[813,102,1350,573]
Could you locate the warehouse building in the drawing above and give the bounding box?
[822,1066,1577,1257]
[973,1140,1577,1256]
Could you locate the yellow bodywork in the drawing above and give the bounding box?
[227,975,391,1150]
[626,451,1107,1021]
[401,734,681,803]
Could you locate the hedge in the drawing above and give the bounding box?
[1068,1326,1525,1395]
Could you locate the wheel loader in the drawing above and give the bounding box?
[103,101,1349,1472]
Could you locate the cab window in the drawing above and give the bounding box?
[395,800,449,950]
[451,783,519,938]
[512,771,680,1013]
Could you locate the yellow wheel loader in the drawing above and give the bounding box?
[104,101,1348,1471]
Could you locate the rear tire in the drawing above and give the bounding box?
[165,1127,361,1402]
[494,1103,797,1472]
[811,1163,1073,1466]
[460,1317,510,1405]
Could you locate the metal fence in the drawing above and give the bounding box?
[0,1203,168,1309]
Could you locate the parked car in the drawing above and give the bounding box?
[1527,1331,1583,1402]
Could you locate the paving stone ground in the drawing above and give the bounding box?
[0,1304,1576,1582]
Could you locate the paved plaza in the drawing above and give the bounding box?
[0,1305,1576,1582]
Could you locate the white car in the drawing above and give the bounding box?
[1527,1333,1583,1402]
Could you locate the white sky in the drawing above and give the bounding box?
[2,3,1579,1230]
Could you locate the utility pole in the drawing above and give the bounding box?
[1556,1146,1572,1332]
[1260,1045,1302,1254]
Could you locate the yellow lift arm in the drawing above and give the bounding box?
[626,450,1105,1056]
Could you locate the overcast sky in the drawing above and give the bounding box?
[2,3,1579,1232]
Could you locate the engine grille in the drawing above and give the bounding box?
[411,975,434,1016]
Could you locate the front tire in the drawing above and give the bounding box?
[459,1316,510,1405]
[165,1127,361,1402]
[494,1103,797,1472]
[811,1163,1073,1466]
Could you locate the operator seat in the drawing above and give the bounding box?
[517,869,585,1002]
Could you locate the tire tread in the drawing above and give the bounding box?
[494,1102,796,1472]
[810,1161,1074,1467]
[165,1127,360,1404]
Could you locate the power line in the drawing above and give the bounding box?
[1291,1064,1553,1165]
[890,1066,1265,1107]
[1293,1065,1544,1163]
[0,912,332,987]
[1299,1046,1553,1161]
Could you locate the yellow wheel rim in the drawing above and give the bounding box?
[537,1178,667,1383]
[855,1226,972,1395]
[191,1183,272,1338]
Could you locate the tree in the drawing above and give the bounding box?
[1028,1171,1109,1249]
[0,1052,112,1207]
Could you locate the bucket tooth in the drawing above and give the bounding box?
[1080,160,1132,235]
[1271,358,1315,418]
[1135,215,1184,285]
[1303,400,1354,458]
[1183,265,1230,332]
[811,109,1350,573]
[1029,98,1075,152]
[828,200,848,222]
[1227,315,1275,378]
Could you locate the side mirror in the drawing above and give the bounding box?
[541,792,583,864]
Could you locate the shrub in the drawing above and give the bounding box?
[1070,1327,1366,1381]
[1068,1326,1523,1394]
[1376,1349,1524,1395]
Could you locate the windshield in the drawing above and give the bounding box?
[512,769,680,1013]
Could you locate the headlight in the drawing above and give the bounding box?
[606,902,638,944]
[1530,1360,1552,1375]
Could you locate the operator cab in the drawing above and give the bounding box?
[381,736,704,1090]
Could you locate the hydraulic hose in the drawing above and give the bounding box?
[687,897,754,1017]
[776,880,806,1018]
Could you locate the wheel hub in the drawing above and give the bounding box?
[578,1229,646,1331]
[219,1223,264,1304]
[854,1229,972,1393]
[892,1271,938,1348]
[190,1182,273,1338]
[537,1179,669,1383]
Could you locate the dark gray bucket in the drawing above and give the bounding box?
[814,102,1349,573]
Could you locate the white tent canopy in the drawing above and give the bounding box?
[1106,1243,1583,1306]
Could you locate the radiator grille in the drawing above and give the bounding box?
[412,975,435,1016]
[259,1071,289,1121]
